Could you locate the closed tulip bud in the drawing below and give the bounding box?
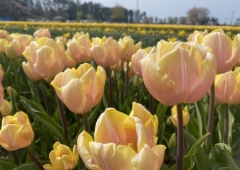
[0,100,12,117]
[66,34,92,63]
[0,65,4,105]
[12,34,33,57]
[91,36,120,68]
[33,28,51,39]
[169,133,176,148]
[193,29,240,74]
[170,105,190,127]
[22,37,65,80]
[7,86,17,96]
[141,40,217,106]
[0,111,34,151]
[118,36,142,61]
[131,47,155,78]
[43,142,79,170]
[77,102,165,170]
[215,68,240,104]
[0,39,8,54]
[51,63,106,114]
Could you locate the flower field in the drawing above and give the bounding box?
[0,21,240,170]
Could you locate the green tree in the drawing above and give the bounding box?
[110,5,126,22]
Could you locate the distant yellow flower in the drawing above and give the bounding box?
[170,105,190,127]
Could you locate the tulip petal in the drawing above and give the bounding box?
[95,108,128,144]
[141,56,180,105]
[77,131,101,170]
[89,142,136,170]
[131,144,166,170]
[22,62,41,81]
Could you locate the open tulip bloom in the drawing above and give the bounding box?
[77,102,166,170]
[141,40,217,106]
[51,63,106,114]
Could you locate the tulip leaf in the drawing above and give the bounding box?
[216,104,234,145]
[195,148,211,170]
[186,114,200,139]
[224,145,240,170]
[13,163,39,170]
[160,163,170,170]
[156,103,168,122]
[171,133,210,170]
[20,96,67,145]
[0,158,16,170]
[194,101,208,137]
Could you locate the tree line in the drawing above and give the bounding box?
[0,0,219,25]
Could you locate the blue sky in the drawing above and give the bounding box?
[82,0,240,24]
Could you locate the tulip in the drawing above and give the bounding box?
[0,100,12,117]
[0,65,4,105]
[187,29,208,42]
[51,63,106,114]
[43,142,79,170]
[22,37,65,81]
[64,52,77,69]
[33,28,51,39]
[0,30,9,39]
[66,34,92,63]
[12,34,33,57]
[118,36,142,61]
[215,68,240,104]
[77,102,166,170]
[170,105,190,127]
[141,40,217,106]
[0,39,8,54]
[192,29,240,74]
[0,111,34,151]
[55,36,67,46]
[91,36,120,68]
[131,47,155,78]
[5,42,18,59]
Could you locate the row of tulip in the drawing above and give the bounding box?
[0,25,240,170]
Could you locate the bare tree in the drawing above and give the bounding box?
[187,7,210,25]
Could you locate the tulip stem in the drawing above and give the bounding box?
[176,104,184,170]
[25,147,44,170]
[223,104,229,144]
[124,61,129,100]
[82,113,90,133]
[205,82,215,155]
[11,151,19,165]
[40,80,51,116]
[106,68,113,107]
[55,91,70,145]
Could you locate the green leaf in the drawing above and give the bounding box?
[160,164,170,170]
[216,104,234,145]
[224,146,240,170]
[0,158,16,170]
[156,103,168,123]
[194,101,208,137]
[183,129,196,148]
[186,114,200,139]
[13,163,39,170]
[195,148,211,170]
[212,163,229,170]
[171,133,210,170]
[20,97,67,144]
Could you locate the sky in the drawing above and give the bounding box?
[81,0,240,24]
